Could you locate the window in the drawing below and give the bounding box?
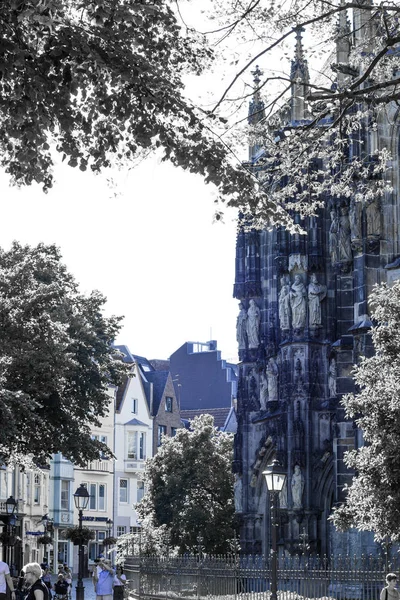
[171,427,177,437]
[26,473,31,505]
[157,425,167,446]
[117,526,126,537]
[92,435,108,460]
[61,480,69,510]
[89,531,106,561]
[127,431,146,460]
[119,479,128,503]
[139,433,146,460]
[132,398,138,414]
[137,481,144,503]
[34,474,41,504]
[98,484,105,511]
[165,397,173,412]
[89,483,97,510]
[127,432,138,459]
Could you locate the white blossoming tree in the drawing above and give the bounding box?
[332,280,400,540]
[135,414,235,555]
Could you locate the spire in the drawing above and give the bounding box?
[248,65,265,125]
[334,0,352,86]
[290,27,309,122]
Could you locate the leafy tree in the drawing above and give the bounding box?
[137,414,235,554]
[332,280,400,541]
[0,241,126,466]
[0,0,263,224]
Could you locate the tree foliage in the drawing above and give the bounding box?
[137,414,235,554]
[0,241,126,466]
[332,281,400,541]
[201,0,400,226]
[2,1,400,227]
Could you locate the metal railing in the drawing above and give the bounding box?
[124,554,399,600]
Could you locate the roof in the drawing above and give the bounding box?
[124,418,148,427]
[145,370,169,415]
[113,344,135,364]
[180,407,232,430]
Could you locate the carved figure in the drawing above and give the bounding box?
[234,474,243,512]
[278,275,291,330]
[308,274,327,328]
[349,197,362,241]
[246,299,260,348]
[366,197,381,237]
[338,206,352,262]
[291,464,305,509]
[329,209,339,264]
[328,358,337,397]
[236,302,247,349]
[266,357,278,400]
[259,371,268,410]
[279,479,288,509]
[290,275,307,329]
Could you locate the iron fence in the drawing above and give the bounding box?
[124,554,399,600]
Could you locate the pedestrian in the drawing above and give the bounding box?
[62,566,71,599]
[93,559,114,600]
[0,558,16,600]
[54,574,69,600]
[41,565,52,597]
[113,566,126,600]
[381,573,399,600]
[24,563,49,600]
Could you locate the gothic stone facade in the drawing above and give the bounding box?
[233,12,400,558]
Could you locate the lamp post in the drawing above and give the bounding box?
[5,496,17,568]
[262,460,287,600]
[42,513,48,565]
[73,484,90,600]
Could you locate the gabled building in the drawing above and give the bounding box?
[145,370,182,455]
[113,347,153,538]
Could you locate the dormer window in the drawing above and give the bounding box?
[165,397,173,412]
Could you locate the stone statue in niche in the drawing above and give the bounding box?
[329,209,340,264]
[236,301,247,349]
[279,479,288,509]
[291,464,305,509]
[349,197,363,243]
[246,299,261,348]
[259,370,268,410]
[366,196,381,238]
[328,358,337,397]
[308,274,327,328]
[338,205,353,263]
[266,357,278,400]
[290,274,307,329]
[234,474,243,512]
[278,275,291,330]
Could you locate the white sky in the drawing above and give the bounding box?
[0,158,240,363]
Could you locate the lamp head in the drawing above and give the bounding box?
[73,484,90,510]
[5,496,17,515]
[262,459,287,493]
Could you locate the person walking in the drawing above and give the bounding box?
[93,559,114,600]
[24,563,49,600]
[0,559,16,600]
[381,574,399,600]
[113,566,126,600]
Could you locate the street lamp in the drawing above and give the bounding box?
[5,497,17,567]
[73,484,90,600]
[5,497,17,516]
[106,518,113,538]
[262,460,287,600]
